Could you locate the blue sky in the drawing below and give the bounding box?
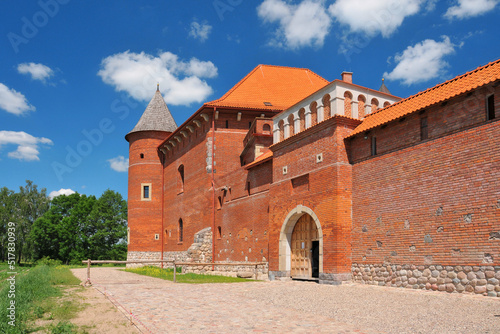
[0,0,499,199]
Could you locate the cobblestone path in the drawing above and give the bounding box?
[72,268,500,334]
[71,268,377,333]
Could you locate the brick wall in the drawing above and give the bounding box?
[269,116,360,279]
[127,131,169,252]
[350,86,500,268]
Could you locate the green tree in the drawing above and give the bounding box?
[87,189,128,260]
[31,188,127,263]
[0,187,15,261]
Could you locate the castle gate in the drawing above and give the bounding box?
[279,205,323,279]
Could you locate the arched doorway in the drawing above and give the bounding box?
[291,214,319,278]
[279,205,323,279]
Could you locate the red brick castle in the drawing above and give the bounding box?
[126,59,500,295]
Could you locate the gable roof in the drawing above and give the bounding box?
[349,58,500,137]
[126,87,177,140]
[206,65,329,111]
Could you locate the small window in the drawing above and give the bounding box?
[217,226,222,239]
[217,196,222,210]
[178,219,183,243]
[420,116,428,140]
[487,95,495,120]
[154,234,159,240]
[249,122,252,129]
[226,120,229,128]
[371,137,377,156]
[141,183,152,201]
[178,165,185,192]
[247,181,251,196]
[140,153,144,159]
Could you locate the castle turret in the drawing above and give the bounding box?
[125,86,177,263]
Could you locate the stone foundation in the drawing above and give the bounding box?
[126,251,188,268]
[127,227,268,279]
[268,271,351,284]
[352,263,500,297]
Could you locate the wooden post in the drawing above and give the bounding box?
[86,259,91,286]
[173,261,176,283]
[255,264,258,280]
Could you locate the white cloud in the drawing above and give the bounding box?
[17,62,54,83]
[384,36,456,85]
[444,0,498,19]
[0,83,35,116]
[257,0,332,49]
[49,188,76,199]
[329,0,425,38]
[108,156,129,172]
[189,21,212,42]
[0,131,53,161]
[98,51,218,106]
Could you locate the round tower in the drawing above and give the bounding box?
[125,85,177,263]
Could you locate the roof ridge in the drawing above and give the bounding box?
[207,64,328,105]
[365,58,500,119]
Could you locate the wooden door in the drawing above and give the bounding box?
[291,214,318,278]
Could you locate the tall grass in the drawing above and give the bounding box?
[0,264,81,333]
[125,266,254,283]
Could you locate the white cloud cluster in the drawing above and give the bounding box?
[0,83,35,116]
[49,188,76,199]
[17,62,54,83]
[257,0,436,49]
[444,0,498,19]
[0,130,53,161]
[329,0,424,37]
[189,21,212,42]
[98,51,218,106]
[384,36,455,85]
[108,156,129,172]
[257,0,332,49]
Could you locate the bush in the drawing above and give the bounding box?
[37,257,63,266]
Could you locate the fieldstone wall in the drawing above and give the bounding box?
[126,251,188,268]
[127,227,268,279]
[186,227,212,263]
[352,263,500,297]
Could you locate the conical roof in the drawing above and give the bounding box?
[126,86,177,138]
[379,78,391,94]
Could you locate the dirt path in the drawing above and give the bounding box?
[69,283,139,333]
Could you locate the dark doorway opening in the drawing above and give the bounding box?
[311,240,319,278]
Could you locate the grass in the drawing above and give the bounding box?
[124,266,255,283]
[0,264,86,333]
[0,262,32,288]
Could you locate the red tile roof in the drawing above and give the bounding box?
[244,150,273,170]
[349,58,500,137]
[206,65,329,111]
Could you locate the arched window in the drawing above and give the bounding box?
[358,95,366,119]
[278,120,285,141]
[263,124,271,134]
[323,94,331,120]
[298,108,306,132]
[310,102,318,126]
[383,101,391,108]
[178,219,183,242]
[371,98,379,113]
[287,114,295,137]
[178,165,185,192]
[344,91,352,117]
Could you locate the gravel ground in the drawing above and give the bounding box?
[242,280,500,334]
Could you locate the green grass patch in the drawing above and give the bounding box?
[0,264,85,333]
[124,266,255,283]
